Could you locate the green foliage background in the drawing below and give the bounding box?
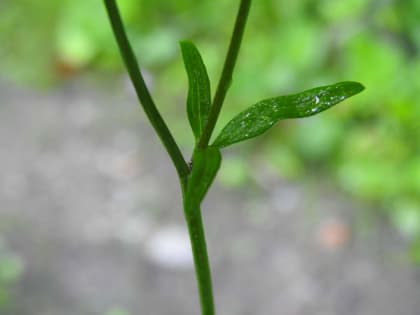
[0,239,24,312]
[1,0,419,255]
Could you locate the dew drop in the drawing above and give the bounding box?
[314,96,320,104]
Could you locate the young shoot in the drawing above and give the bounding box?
[103,1,364,314]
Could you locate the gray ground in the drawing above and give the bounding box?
[1,79,420,315]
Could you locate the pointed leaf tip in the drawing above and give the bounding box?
[213,81,365,148]
[180,41,211,142]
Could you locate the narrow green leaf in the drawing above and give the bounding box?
[186,146,222,209]
[213,81,365,148]
[180,41,212,141]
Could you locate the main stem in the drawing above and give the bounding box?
[106,0,253,314]
[183,199,215,315]
[104,0,189,179]
[186,1,252,313]
[198,0,252,148]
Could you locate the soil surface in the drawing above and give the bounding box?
[1,79,420,315]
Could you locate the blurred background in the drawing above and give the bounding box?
[0,0,420,314]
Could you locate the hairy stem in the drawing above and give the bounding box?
[198,0,252,148]
[104,0,189,178]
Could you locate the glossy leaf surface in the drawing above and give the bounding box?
[186,146,221,209]
[180,41,212,141]
[213,81,364,148]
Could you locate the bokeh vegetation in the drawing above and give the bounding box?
[1,0,419,256]
[0,238,24,312]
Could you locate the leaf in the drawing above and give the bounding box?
[213,81,365,148]
[186,146,222,209]
[180,41,212,141]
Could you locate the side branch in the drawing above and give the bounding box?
[104,0,189,178]
[198,0,252,148]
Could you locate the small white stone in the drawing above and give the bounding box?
[144,225,193,269]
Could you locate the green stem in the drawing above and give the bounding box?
[104,0,189,179]
[183,198,215,315]
[198,0,252,148]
